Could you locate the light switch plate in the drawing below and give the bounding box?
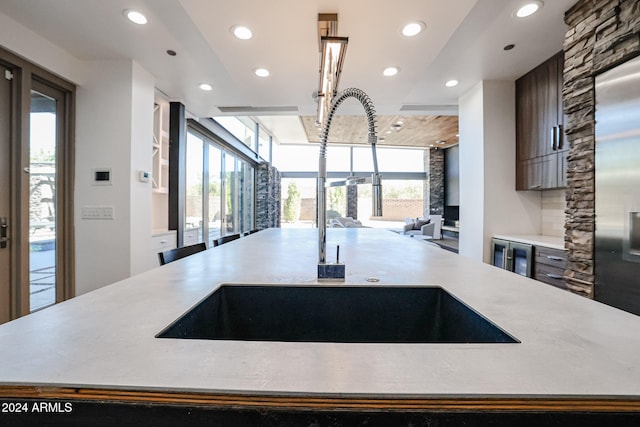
[81,206,114,220]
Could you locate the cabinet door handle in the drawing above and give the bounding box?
[551,126,557,151]
[546,273,563,280]
[546,255,564,261]
[557,124,564,150]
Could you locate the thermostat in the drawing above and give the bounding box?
[92,168,112,186]
[138,170,150,183]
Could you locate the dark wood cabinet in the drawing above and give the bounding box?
[534,246,568,290]
[516,51,567,190]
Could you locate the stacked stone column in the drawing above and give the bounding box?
[563,0,640,297]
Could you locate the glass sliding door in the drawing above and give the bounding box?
[184,124,257,244]
[224,153,237,234]
[185,132,204,244]
[208,145,222,242]
[29,89,59,311]
[0,62,12,322]
[238,160,255,233]
[0,49,74,324]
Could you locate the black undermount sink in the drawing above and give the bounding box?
[156,285,519,344]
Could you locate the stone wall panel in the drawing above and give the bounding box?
[563,0,640,297]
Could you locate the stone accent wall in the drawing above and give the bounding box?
[423,150,430,217]
[347,184,358,219]
[563,0,640,297]
[256,163,281,229]
[428,148,445,216]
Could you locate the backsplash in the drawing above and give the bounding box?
[541,190,566,237]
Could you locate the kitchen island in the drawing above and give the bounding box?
[0,228,639,425]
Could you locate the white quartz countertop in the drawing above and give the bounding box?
[493,234,565,250]
[0,228,638,399]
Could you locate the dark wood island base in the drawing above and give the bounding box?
[2,386,640,426]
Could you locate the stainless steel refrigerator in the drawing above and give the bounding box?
[595,55,640,316]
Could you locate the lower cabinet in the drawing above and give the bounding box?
[534,246,568,290]
[183,229,200,246]
[492,237,568,290]
[152,231,177,266]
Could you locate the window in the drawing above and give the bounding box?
[186,133,204,243]
[272,144,318,172]
[258,131,270,162]
[224,153,236,233]
[238,160,255,233]
[185,127,256,245]
[281,178,317,227]
[277,144,426,228]
[353,147,424,173]
[326,146,350,172]
[213,116,255,148]
[357,179,424,226]
[208,145,222,241]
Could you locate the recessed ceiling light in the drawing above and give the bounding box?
[199,83,213,91]
[124,9,148,25]
[436,140,446,145]
[402,21,425,37]
[445,80,459,87]
[231,25,253,40]
[254,68,270,77]
[383,67,399,77]
[515,1,543,18]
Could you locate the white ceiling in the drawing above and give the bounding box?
[0,0,576,145]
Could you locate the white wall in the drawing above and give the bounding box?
[75,59,156,294]
[75,60,132,294]
[458,83,485,260]
[129,63,155,276]
[459,81,541,263]
[0,10,84,84]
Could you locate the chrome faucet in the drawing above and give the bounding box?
[317,87,382,280]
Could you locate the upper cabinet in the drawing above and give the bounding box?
[516,51,567,191]
[152,97,171,233]
[152,100,170,193]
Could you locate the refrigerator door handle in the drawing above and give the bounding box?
[628,212,640,256]
[551,126,558,151]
